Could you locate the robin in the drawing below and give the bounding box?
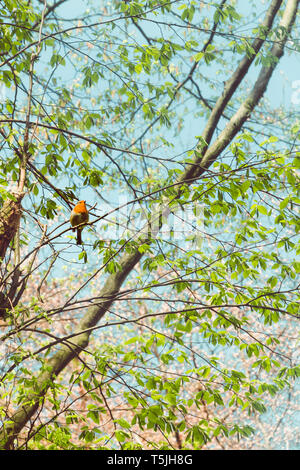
[70,200,89,245]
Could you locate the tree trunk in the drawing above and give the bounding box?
[0,0,298,450]
[0,194,23,263]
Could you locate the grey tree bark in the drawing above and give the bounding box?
[0,0,298,449]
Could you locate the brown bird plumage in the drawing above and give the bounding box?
[70,200,89,245]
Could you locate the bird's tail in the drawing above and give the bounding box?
[76,229,83,245]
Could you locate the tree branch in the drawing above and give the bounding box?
[0,0,298,449]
